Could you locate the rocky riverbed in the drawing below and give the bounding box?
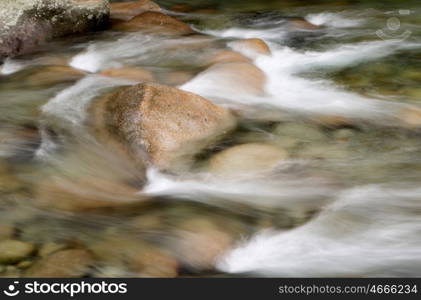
[0,0,421,277]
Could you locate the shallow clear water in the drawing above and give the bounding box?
[0,0,421,277]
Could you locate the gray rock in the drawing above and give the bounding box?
[0,0,109,59]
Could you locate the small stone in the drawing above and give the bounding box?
[110,0,161,21]
[25,249,94,278]
[171,218,234,271]
[0,240,35,264]
[399,107,421,127]
[208,143,288,178]
[159,71,194,87]
[189,62,266,96]
[38,242,68,257]
[206,50,251,66]
[16,260,33,269]
[289,18,321,30]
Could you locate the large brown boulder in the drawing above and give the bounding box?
[110,0,161,21]
[112,11,195,35]
[89,82,236,170]
[0,0,109,60]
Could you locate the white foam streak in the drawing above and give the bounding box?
[70,34,156,72]
[0,58,25,75]
[306,12,364,28]
[143,168,332,209]
[218,185,421,277]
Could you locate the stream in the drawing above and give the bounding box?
[0,0,421,277]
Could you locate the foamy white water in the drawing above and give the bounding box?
[218,185,421,277]
[0,58,25,75]
[182,30,420,119]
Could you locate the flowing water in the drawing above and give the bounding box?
[0,0,421,277]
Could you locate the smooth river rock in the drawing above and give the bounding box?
[90,82,236,170]
[112,11,194,36]
[110,0,161,21]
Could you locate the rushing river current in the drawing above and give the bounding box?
[0,0,421,277]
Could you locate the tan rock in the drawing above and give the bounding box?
[25,249,94,278]
[90,236,178,278]
[0,240,35,264]
[172,218,234,270]
[0,0,109,59]
[0,266,20,278]
[112,11,194,35]
[100,67,155,82]
[399,107,421,127]
[16,260,33,269]
[90,82,236,170]
[289,18,321,30]
[130,243,178,278]
[195,62,267,96]
[110,0,161,21]
[0,225,14,241]
[159,71,194,86]
[28,65,86,86]
[36,175,144,212]
[38,242,68,257]
[35,142,148,213]
[315,115,353,128]
[208,143,288,178]
[0,125,40,160]
[229,38,271,57]
[206,50,251,66]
